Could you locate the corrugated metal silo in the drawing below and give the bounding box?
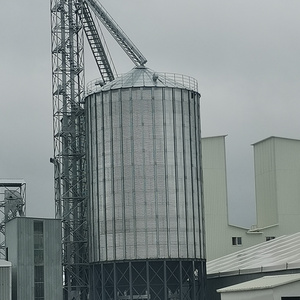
[86,66,206,300]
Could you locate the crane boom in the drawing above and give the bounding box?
[85,0,147,66]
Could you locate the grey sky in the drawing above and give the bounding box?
[0,0,299,227]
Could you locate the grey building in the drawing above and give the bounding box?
[5,217,62,300]
[0,259,11,300]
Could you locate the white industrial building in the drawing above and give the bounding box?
[217,274,300,300]
[206,232,300,300]
[202,136,300,260]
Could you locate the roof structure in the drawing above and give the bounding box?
[251,135,300,146]
[0,179,25,187]
[217,274,300,293]
[0,260,11,267]
[207,232,300,276]
[86,66,198,94]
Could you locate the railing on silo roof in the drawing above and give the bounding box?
[86,71,198,95]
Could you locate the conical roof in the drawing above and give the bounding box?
[86,66,198,94]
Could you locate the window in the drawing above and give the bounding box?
[282,297,300,300]
[34,221,44,300]
[232,237,242,246]
[266,236,275,241]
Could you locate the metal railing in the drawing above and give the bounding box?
[86,71,198,95]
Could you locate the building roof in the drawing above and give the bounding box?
[217,274,300,293]
[0,260,11,267]
[0,179,25,187]
[207,232,300,276]
[86,67,198,94]
[251,136,300,146]
[6,216,61,224]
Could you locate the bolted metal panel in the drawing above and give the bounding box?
[86,68,205,263]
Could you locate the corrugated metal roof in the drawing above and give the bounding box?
[217,274,300,293]
[0,260,11,267]
[207,232,300,276]
[86,67,198,94]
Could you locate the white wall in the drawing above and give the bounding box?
[203,136,262,260]
[273,281,300,300]
[254,137,300,236]
[220,280,300,300]
[221,289,273,300]
[254,138,278,228]
[202,136,230,260]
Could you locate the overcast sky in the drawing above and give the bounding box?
[0,0,299,227]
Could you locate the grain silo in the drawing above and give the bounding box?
[85,66,206,300]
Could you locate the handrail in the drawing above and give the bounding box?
[86,72,198,95]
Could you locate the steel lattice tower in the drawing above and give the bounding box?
[51,0,88,298]
[0,181,26,259]
[51,1,147,298]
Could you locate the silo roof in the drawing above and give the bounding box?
[207,231,300,276]
[86,66,198,94]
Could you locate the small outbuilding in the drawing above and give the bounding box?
[217,274,300,300]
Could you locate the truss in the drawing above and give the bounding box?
[85,0,147,67]
[89,260,206,300]
[50,0,147,299]
[80,1,115,83]
[0,180,26,259]
[51,0,88,299]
